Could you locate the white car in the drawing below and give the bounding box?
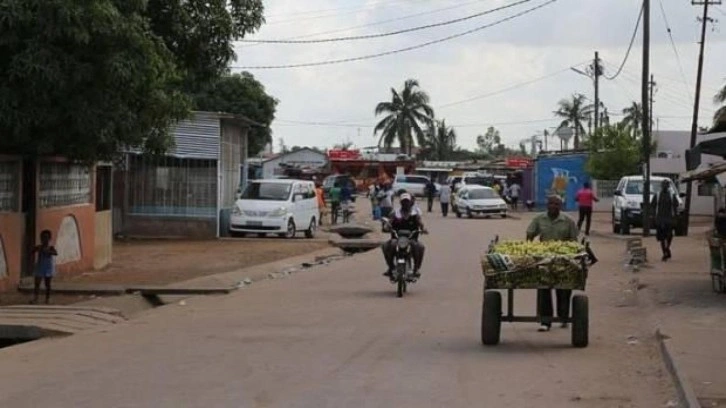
[230,179,319,239]
[453,185,508,218]
[392,174,440,197]
[612,175,686,235]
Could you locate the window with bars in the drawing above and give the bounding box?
[0,161,20,212]
[128,155,217,217]
[593,179,619,198]
[698,182,715,197]
[39,162,92,208]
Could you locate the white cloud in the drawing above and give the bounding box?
[235,0,726,151]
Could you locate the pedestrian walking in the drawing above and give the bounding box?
[315,183,326,226]
[651,181,678,261]
[377,184,394,219]
[439,183,451,217]
[425,180,436,213]
[508,182,521,210]
[492,182,501,196]
[575,182,598,235]
[329,184,341,225]
[340,183,353,224]
[31,229,57,304]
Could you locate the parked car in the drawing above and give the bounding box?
[392,174,440,197]
[322,174,357,202]
[453,185,508,218]
[230,179,319,239]
[611,175,687,235]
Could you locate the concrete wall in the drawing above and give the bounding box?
[94,210,112,270]
[0,213,24,292]
[123,215,216,239]
[36,204,96,277]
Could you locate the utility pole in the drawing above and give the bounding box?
[594,51,601,132]
[684,0,720,236]
[641,0,651,237]
[544,129,549,151]
[650,74,656,139]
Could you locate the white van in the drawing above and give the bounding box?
[611,175,686,235]
[230,179,319,239]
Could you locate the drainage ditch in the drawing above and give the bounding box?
[0,325,50,350]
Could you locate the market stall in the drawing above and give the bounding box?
[682,161,726,292]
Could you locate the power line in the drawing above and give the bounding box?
[264,0,435,25]
[241,0,531,44]
[275,117,559,128]
[264,0,423,19]
[437,64,586,108]
[658,0,693,104]
[604,3,643,80]
[237,0,496,49]
[231,0,559,70]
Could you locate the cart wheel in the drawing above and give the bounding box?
[481,290,502,346]
[571,294,589,348]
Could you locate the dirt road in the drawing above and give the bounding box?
[0,211,676,407]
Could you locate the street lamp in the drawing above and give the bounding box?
[570,67,589,78]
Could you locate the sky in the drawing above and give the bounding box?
[232,0,726,152]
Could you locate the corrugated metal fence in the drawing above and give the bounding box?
[0,160,20,212]
[127,155,217,218]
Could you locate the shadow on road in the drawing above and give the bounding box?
[435,336,578,356]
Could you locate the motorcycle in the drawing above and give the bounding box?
[382,217,424,298]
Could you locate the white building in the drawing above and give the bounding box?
[594,130,726,215]
[255,148,328,179]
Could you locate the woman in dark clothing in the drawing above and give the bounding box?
[651,181,678,261]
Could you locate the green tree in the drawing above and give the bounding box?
[519,141,531,156]
[421,120,458,161]
[554,94,592,149]
[712,84,726,132]
[146,0,265,91]
[585,124,641,180]
[0,0,190,161]
[374,79,435,155]
[476,126,504,157]
[193,72,277,156]
[621,102,643,138]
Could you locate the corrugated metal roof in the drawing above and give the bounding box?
[171,112,220,160]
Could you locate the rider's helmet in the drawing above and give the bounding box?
[400,193,413,212]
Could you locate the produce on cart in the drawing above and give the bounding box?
[481,240,589,290]
[479,237,593,348]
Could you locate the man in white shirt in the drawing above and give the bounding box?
[439,184,452,217]
[508,182,521,210]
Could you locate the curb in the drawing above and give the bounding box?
[656,328,701,408]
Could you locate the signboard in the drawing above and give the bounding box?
[506,158,532,168]
[328,149,361,160]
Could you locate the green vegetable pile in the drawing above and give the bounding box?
[481,240,587,290]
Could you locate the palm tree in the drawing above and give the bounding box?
[374,79,435,155]
[713,86,726,132]
[422,120,457,161]
[621,102,643,138]
[554,94,592,149]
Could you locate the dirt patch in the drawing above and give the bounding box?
[59,238,330,286]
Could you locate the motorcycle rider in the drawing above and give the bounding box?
[382,193,427,279]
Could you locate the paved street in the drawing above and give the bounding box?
[0,210,675,407]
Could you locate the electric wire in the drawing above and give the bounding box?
[237,0,497,49]
[241,0,530,43]
[604,3,644,80]
[437,64,587,108]
[658,0,693,104]
[264,0,437,25]
[231,0,558,69]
